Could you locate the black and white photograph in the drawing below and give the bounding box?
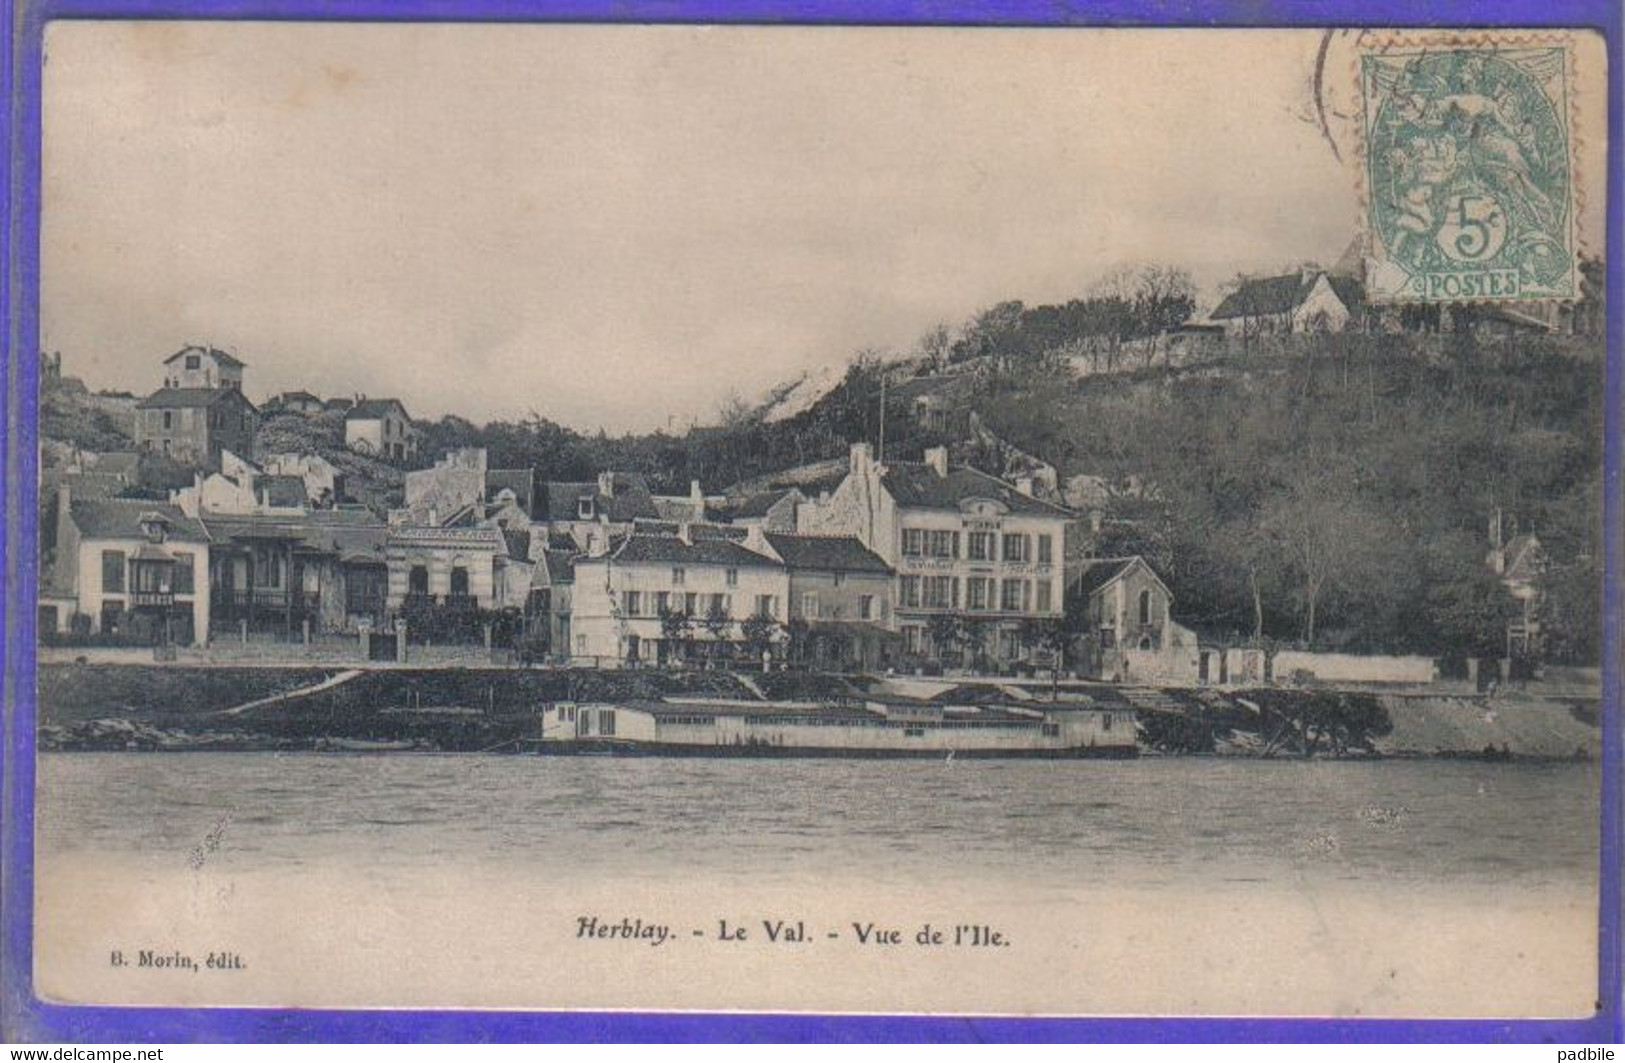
[28,22,1612,1018]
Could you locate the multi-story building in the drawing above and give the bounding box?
[765,532,896,671]
[344,398,418,462]
[42,489,212,645]
[799,443,1075,666]
[134,386,259,468]
[570,527,787,666]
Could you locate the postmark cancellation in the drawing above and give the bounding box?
[1359,32,1582,304]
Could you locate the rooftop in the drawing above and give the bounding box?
[880,462,1073,518]
[764,532,893,574]
[69,498,210,543]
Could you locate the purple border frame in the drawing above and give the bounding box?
[2,0,1620,1044]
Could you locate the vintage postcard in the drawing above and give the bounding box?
[12,20,1616,1032]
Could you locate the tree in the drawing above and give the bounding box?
[659,606,694,662]
[700,600,733,661]
[740,613,780,665]
[926,613,970,666]
[1257,462,1388,647]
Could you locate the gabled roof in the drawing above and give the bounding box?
[1210,271,1358,321]
[590,533,782,569]
[1069,556,1171,600]
[163,345,245,368]
[764,533,893,575]
[502,528,532,563]
[730,487,803,520]
[200,509,386,557]
[485,468,536,514]
[68,498,209,543]
[540,548,578,584]
[345,398,410,421]
[540,475,660,523]
[136,387,258,411]
[879,462,1073,518]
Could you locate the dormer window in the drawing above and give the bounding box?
[578,497,596,520]
[184,354,201,370]
[137,514,168,544]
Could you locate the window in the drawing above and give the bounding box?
[577,498,595,520]
[720,594,733,617]
[966,577,990,611]
[184,354,201,370]
[599,710,616,737]
[254,548,281,588]
[1036,581,1052,613]
[859,594,874,621]
[162,410,173,430]
[1002,533,1030,563]
[756,594,776,618]
[900,575,921,608]
[833,572,845,587]
[1038,534,1054,564]
[101,550,125,593]
[622,591,642,617]
[672,567,686,586]
[726,568,738,587]
[684,592,698,615]
[171,553,195,594]
[1102,713,1113,731]
[1139,589,1152,626]
[408,565,429,594]
[923,576,956,609]
[450,566,470,596]
[99,600,124,634]
[901,529,925,557]
[575,634,587,654]
[904,626,924,654]
[654,591,670,614]
[802,592,820,618]
[1100,627,1116,648]
[1001,578,1028,612]
[1042,723,1061,738]
[928,530,959,559]
[133,561,170,594]
[968,532,995,561]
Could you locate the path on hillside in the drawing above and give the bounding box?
[215,669,365,717]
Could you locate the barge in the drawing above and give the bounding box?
[525,696,1138,758]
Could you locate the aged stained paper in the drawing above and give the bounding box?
[33,23,1609,1019]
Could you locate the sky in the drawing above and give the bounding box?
[38,24,1604,433]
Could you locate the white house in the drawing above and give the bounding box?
[160,345,245,391]
[1068,556,1199,684]
[43,490,211,645]
[1206,269,1364,337]
[570,527,788,666]
[344,398,418,462]
[797,443,1075,665]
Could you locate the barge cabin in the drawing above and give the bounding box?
[532,697,1136,758]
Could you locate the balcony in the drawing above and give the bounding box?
[443,593,479,612]
[130,590,176,608]
[212,589,321,614]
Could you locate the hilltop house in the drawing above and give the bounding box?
[1067,556,1198,683]
[798,443,1074,667]
[42,490,211,646]
[570,527,787,666]
[344,398,418,462]
[161,346,245,391]
[1207,269,1365,337]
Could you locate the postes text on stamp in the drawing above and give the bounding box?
[1360,34,1578,303]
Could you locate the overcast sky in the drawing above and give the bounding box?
[38,24,1603,433]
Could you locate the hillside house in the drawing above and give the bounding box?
[134,387,260,468]
[798,443,1075,667]
[1067,556,1198,683]
[538,472,661,552]
[344,398,418,462]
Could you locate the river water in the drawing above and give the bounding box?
[33,753,1604,1017]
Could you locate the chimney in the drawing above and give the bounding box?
[849,442,873,475]
[598,471,615,498]
[924,446,949,478]
[1015,476,1035,497]
[677,522,692,546]
[745,525,766,555]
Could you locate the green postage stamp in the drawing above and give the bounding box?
[1360,32,1580,303]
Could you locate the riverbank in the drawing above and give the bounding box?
[33,663,1602,759]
